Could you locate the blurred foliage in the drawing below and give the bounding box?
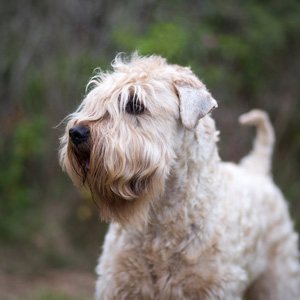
[0,116,46,240]
[0,0,300,282]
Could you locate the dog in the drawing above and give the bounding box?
[59,53,300,299]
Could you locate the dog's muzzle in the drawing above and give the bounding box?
[69,125,90,146]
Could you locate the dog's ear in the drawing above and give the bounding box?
[173,66,218,130]
[176,85,218,130]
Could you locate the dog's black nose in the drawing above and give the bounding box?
[69,125,90,146]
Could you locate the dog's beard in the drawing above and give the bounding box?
[65,125,168,226]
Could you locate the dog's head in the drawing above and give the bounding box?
[59,53,217,225]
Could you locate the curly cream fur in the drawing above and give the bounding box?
[59,54,300,299]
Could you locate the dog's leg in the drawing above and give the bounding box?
[94,225,155,300]
[245,224,300,300]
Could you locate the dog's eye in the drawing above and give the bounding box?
[125,99,145,115]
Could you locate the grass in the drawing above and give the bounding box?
[1,290,87,300]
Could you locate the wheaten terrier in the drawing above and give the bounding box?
[59,54,300,300]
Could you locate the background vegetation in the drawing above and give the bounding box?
[1,0,300,299]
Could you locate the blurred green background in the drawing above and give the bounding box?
[1,0,300,299]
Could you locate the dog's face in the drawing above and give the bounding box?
[59,54,217,225]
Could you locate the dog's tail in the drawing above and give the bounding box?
[238,109,275,175]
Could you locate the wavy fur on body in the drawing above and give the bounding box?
[59,54,300,299]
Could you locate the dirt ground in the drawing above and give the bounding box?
[0,269,96,299]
